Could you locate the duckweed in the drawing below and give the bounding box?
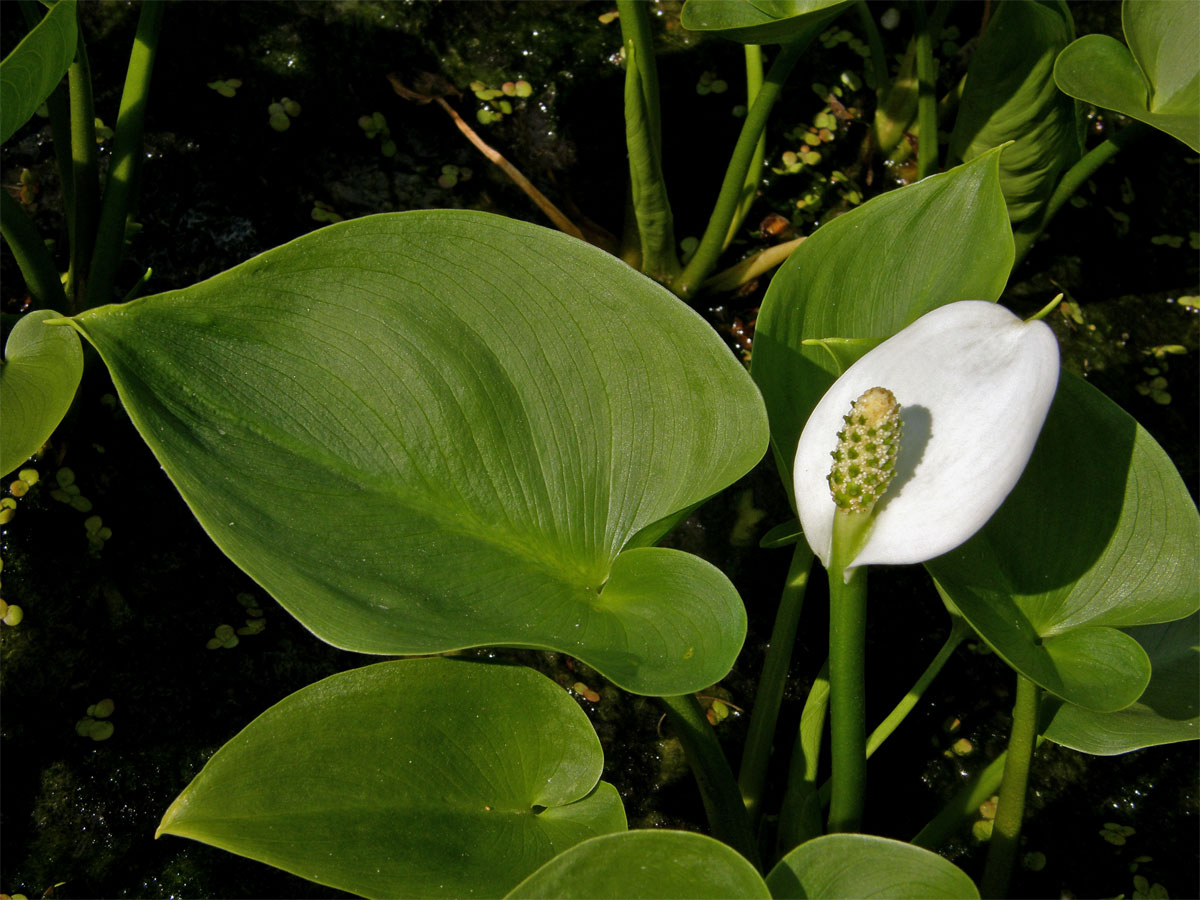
[207,78,242,97]
[2,603,22,626]
[90,698,115,719]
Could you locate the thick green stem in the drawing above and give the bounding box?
[913,0,939,179]
[659,693,761,870]
[722,44,765,249]
[1,191,68,310]
[980,673,1041,898]
[67,35,99,311]
[854,1,891,96]
[84,0,164,310]
[675,40,807,299]
[826,509,872,833]
[817,615,970,807]
[1012,120,1150,269]
[738,542,814,826]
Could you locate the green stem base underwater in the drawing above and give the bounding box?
[738,542,814,826]
[658,693,761,871]
[980,673,1041,898]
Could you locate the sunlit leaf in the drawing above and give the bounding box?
[1,310,83,476]
[680,0,851,45]
[1054,0,1199,151]
[158,658,627,899]
[766,833,979,899]
[0,0,77,145]
[506,830,770,899]
[71,211,767,695]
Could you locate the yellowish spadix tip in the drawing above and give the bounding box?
[828,386,902,511]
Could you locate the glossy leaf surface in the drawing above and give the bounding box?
[766,834,979,899]
[1041,613,1198,754]
[949,0,1080,222]
[928,373,1199,712]
[751,148,1013,501]
[0,0,77,145]
[680,0,850,45]
[1054,0,1199,151]
[506,830,770,899]
[71,211,766,695]
[158,658,627,899]
[0,310,83,476]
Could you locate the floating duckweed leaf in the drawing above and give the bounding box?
[72,211,766,696]
[158,658,627,899]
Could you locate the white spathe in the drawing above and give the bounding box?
[794,300,1060,573]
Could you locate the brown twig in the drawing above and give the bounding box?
[388,73,585,241]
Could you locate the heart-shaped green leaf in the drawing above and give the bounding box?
[506,830,771,899]
[927,373,1199,711]
[948,0,1081,222]
[1054,0,1199,151]
[0,0,77,145]
[70,211,767,695]
[157,658,627,899]
[680,0,851,45]
[1040,613,1198,754]
[765,833,980,899]
[1,310,83,476]
[751,148,1013,501]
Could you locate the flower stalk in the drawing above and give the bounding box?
[825,386,902,833]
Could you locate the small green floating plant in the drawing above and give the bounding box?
[75,697,116,742]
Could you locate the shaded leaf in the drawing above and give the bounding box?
[0,0,77,145]
[928,373,1199,711]
[506,830,770,899]
[681,0,851,45]
[1,310,83,476]
[949,0,1081,222]
[158,658,627,900]
[71,211,767,695]
[1041,613,1198,754]
[766,833,979,899]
